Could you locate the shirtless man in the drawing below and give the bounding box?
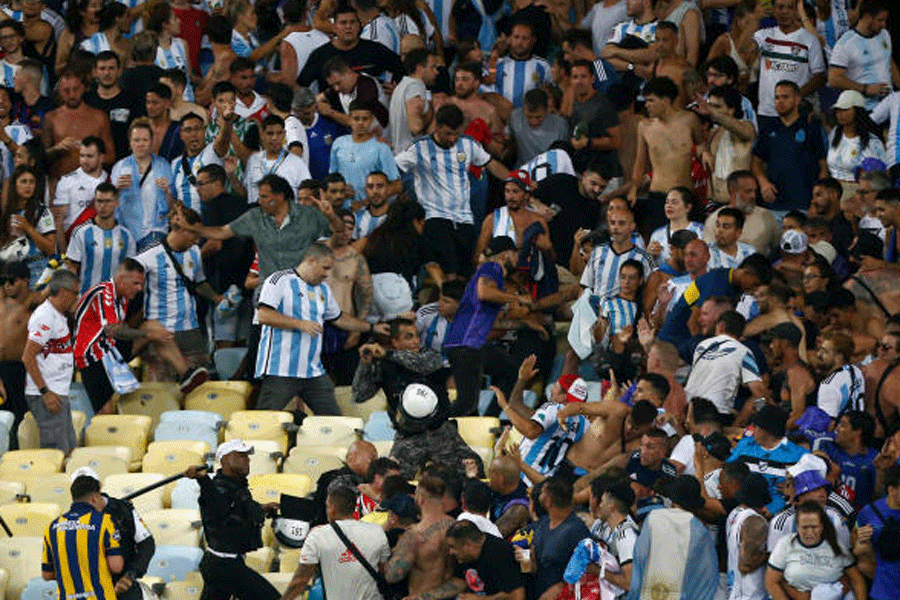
[434,61,509,158]
[865,328,900,438]
[324,210,374,381]
[474,171,552,259]
[21,0,54,63]
[384,475,455,597]
[42,71,116,184]
[0,261,44,447]
[199,15,238,95]
[629,76,703,237]
[743,281,807,359]
[768,322,816,430]
[638,22,690,107]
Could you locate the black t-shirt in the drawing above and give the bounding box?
[532,173,601,265]
[120,65,164,109]
[570,92,621,176]
[454,534,524,595]
[201,192,253,292]
[297,40,403,91]
[83,87,145,160]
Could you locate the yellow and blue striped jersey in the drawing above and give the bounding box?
[42,502,122,600]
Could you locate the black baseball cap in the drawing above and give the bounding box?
[485,236,516,257]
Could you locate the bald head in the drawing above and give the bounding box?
[346,440,377,476]
[489,455,521,492]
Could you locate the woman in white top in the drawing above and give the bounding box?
[647,187,703,262]
[0,165,56,286]
[827,90,887,201]
[765,502,866,600]
[147,3,195,103]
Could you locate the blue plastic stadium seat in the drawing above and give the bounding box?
[68,381,95,428]
[170,478,201,511]
[154,421,219,452]
[362,411,395,441]
[159,410,224,431]
[20,577,58,600]
[214,348,248,380]
[147,546,204,582]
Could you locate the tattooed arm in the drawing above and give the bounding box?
[384,528,421,583]
[353,253,375,319]
[738,513,769,574]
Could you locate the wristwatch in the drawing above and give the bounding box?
[39,386,49,395]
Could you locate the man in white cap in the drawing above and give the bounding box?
[185,440,281,600]
[67,466,156,600]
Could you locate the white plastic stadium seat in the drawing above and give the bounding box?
[146,546,204,582]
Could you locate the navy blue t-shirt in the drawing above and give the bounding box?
[857,498,900,600]
[752,115,827,211]
[818,439,878,508]
[659,268,739,354]
[532,511,591,598]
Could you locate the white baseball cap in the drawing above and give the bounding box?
[832,90,865,111]
[215,439,254,462]
[787,453,827,479]
[70,466,101,483]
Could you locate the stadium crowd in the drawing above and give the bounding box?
[0,0,898,596]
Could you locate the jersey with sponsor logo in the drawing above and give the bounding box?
[67,221,135,295]
[26,299,74,395]
[754,26,825,117]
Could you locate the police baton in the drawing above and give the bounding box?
[0,515,12,537]
[121,464,210,501]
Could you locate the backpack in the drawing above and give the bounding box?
[869,501,900,562]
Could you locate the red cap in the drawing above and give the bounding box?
[557,373,588,403]
[504,169,532,192]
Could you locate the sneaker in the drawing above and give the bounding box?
[179,367,209,395]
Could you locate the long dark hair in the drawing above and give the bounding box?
[795,501,843,556]
[65,0,94,34]
[831,106,882,151]
[1,165,46,244]
[363,198,425,260]
[388,0,426,40]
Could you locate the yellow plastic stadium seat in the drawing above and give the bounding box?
[1,449,64,471]
[334,386,388,421]
[161,580,203,600]
[20,473,73,511]
[142,509,203,547]
[0,537,42,600]
[453,417,501,449]
[248,474,313,506]
[17,411,87,450]
[0,459,57,485]
[185,382,251,422]
[0,566,8,600]
[294,416,362,448]
[0,481,23,505]
[86,415,153,470]
[142,448,206,476]
[66,446,132,479]
[104,473,166,514]
[225,411,293,454]
[147,440,211,458]
[0,503,60,537]
[371,440,393,457]
[262,573,294,595]
[245,547,274,573]
[117,385,181,430]
[282,447,345,482]
[279,548,301,573]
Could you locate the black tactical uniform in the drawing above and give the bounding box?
[197,470,280,600]
[103,494,156,600]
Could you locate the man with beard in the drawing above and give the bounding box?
[44,70,116,183]
[532,158,609,266]
[0,261,43,448]
[743,282,806,354]
[703,170,780,256]
[323,209,373,384]
[474,170,552,258]
[815,332,865,428]
[493,22,550,109]
[353,172,390,241]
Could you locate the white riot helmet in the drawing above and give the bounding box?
[396,383,440,433]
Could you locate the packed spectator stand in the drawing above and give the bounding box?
[0,0,896,598]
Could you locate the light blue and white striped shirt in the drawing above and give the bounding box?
[0,123,31,179]
[111,155,173,247]
[80,31,111,54]
[708,241,755,269]
[116,0,144,37]
[426,0,452,39]
[871,91,900,168]
[155,39,195,102]
[607,19,658,46]
[256,269,342,379]
[0,60,16,89]
[231,29,259,60]
[353,207,387,240]
[66,221,136,295]
[415,301,449,360]
[495,56,551,108]
[522,148,576,184]
[394,135,492,224]
[491,206,516,242]
[580,244,655,301]
[136,241,204,332]
[361,14,400,54]
[518,402,586,480]
[599,296,638,338]
[171,144,224,213]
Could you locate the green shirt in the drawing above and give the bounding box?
[229,202,331,280]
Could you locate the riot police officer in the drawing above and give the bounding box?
[69,467,156,600]
[185,440,280,600]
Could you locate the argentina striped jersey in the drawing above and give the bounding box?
[136,241,205,332]
[580,243,655,301]
[494,56,551,108]
[171,144,224,213]
[522,148,575,184]
[67,221,136,295]
[353,207,387,240]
